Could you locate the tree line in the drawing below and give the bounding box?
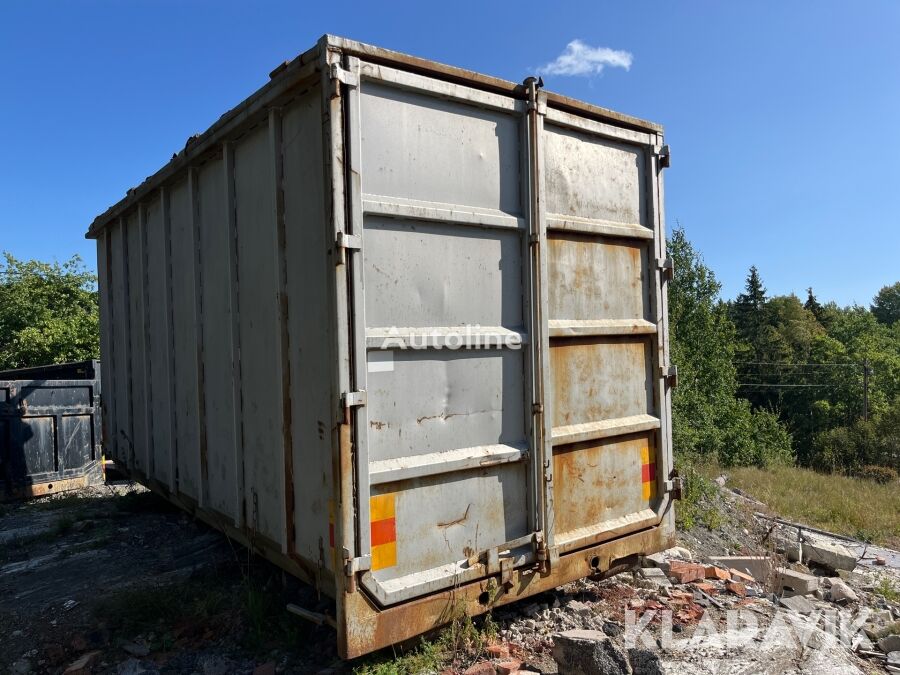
[669,229,900,479]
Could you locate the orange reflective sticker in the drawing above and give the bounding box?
[370,493,397,571]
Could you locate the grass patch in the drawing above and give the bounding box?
[727,465,900,547]
[96,579,232,639]
[53,515,76,536]
[874,578,899,603]
[354,610,498,675]
[95,569,310,654]
[675,457,721,531]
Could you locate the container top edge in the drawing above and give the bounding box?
[86,34,662,239]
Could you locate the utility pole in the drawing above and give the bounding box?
[863,358,869,422]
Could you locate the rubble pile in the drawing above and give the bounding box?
[465,540,900,675]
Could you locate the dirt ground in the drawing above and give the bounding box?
[0,485,341,675]
[2,482,898,675]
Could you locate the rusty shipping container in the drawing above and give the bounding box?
[86,35,678,658]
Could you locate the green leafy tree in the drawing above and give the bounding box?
[872,282,900,326]
[0,253,99,370]
[668,229,792,467]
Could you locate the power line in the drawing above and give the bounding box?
[737,383,837,388]
[735,362,860,367]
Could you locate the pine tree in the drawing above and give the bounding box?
[731,266,768,354]
[804,287,823,320]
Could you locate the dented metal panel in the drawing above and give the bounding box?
[86,35,672,659]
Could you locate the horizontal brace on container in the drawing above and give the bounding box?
[555,508,660,555]
[546,215,653,240]
[551,413,661,446]
[363,195,524,230]
[544,106,656,146]
[548,319,656,338]
[366,326,529,350]
[358,61,527,114]
[369,442,528,485]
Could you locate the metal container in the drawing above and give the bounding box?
[86,35,677,657]
[0,360,103,500]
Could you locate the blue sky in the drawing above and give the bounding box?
[2,1,898,305]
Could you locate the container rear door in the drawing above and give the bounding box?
[344,59,540,605]
[541,107,673,554]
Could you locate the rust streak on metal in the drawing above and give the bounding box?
[341,525,672,659]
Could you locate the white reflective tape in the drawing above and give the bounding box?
[368,351,394,373]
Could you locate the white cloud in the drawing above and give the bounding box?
[538,39,633,77]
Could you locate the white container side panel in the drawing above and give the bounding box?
[233,125,285,545]
[145,198,173,487]
[109,221,130,464]
[354,68,533,605]
[197,156,239,523]
[96,230,115,459]
[281,88,335,564]
[168,178,201,500]
[125,211,149,476]
[360,81,522,215]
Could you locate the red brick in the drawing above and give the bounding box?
[486,643,511,658]
[668,561,706,584]
[729,568,755,583]
[496,660,523,675]
[464,662,496,675]
[726,581,747,597]
[705,566,731,581]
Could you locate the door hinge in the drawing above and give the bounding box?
[330,64,359,88]
[660,365,678,388]
[342,390,367,408]
[658,144,671,169]
[336,232,362,250]
[657,256,675,281]
[344,554,371,576]
[664,473,684,500]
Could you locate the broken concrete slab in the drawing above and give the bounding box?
[552,629,631,675]
[776,568,819,596]
[803,539,858,572]
[779,594,815,616]
[643,552,669,572]
[778,534,858,572]
[879,635,900,654]
[709,556,771,581]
